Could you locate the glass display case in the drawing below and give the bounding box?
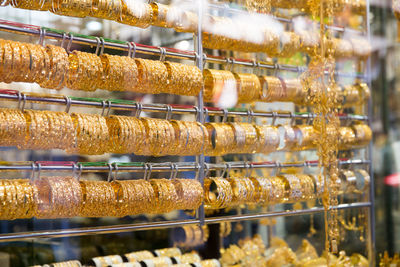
[0,0,374,266]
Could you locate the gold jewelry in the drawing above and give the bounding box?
[125,250,154,262]
[171,178,203,210]
[204,177,233,209]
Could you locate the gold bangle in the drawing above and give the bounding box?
[0,108,27,147]
[154,247,182,257]
[338,126,356,150]
[204,123,235,156]
[204,177,233,209]
[269,176,287,204]
[253,125,280,154]
[203,69,236,103]
[351,124,372,148]
[228,177,255,205]
[125,250,154,262]
[340,170,357,194]
[354,169,370,193]
[171,178,203,210]
[233,72,261,103]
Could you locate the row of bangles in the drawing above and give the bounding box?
[0,168,369,220]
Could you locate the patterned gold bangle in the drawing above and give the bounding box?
[228,177,255,205]
[171,178,203,210]
[204,177,233,209]
[125,250,154,262]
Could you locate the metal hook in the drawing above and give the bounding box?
[16,92,22,110]
[307,113,314,125]
[193,106,200,121]
[275,161,282,174]
[39,28,46,46]
[165,105,172,120]
[113,163,119,181]
[30,163,36,181]
[101,100,112,117]
[130,42,137,58]
[220,164,227,178]
[169,163,178,180]
[203,107,209,122]
[230,58,236,72]
[247,109,254,123]
[95,37,101,56]
[204,163,210,178]
[143,163,149,180]
[225,57,233,71]
[61,32,67,49]
[159,46,166,61]
[99,37,105,56]
[64,96,71,113]
[32,163,41,181]
[248,162,254,177]
[19,93,27,111]
[126,42,133,57]
[225,163,231,178]
[273,63,279,77]
[73,163,83,181]
[101,101,107,116]
[244,162,250,178]
[107,163,113,182]
[67,33,74,53]
[271,111,278,126]
[290,112,296,126]
[222,108,228,123]
[194,52,200,68]
[135,102,142,118]
[145,163,152,180]
[194,163,201,180]
[36,163,41,180]
[202,53,208,68]
[252,60,261,76]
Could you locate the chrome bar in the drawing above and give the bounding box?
[0,159,371,173]
[0,219,201,242]
[0,202,371,242]
[205,202,372,224]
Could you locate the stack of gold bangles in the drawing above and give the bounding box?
[202,28,371,58]
[0,169,369,219]
[204,169,369,209]
[0,39,202,96]
[40,247,221,267]
[203,69,370,106]
[264,0,366,15]
[0,108,372,156]
[0,38,369,104]
[0,177,203,220]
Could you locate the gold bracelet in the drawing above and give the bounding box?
[204,177,233,209]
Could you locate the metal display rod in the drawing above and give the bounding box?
[0,19,366,79]
[0,91,369,122]
[0,159,370,173]
[0,202,371,242]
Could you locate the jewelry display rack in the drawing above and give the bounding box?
[0,0,375,265]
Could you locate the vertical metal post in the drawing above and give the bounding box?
[195,0,205,226]
[365,0,376,265]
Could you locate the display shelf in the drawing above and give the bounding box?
[0,202,371,243]
[0,0,375,264]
